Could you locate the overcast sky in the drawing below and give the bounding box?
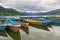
[0,0,60,12]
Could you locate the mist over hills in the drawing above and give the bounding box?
[20,9,60,15]
[0,6,60,16]
[41,9,60,15]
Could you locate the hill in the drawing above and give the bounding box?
[0,6,20,16]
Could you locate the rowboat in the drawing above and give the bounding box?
[34,17,53,26]
[24,19,43,26]
[0,20,7,30]
[52,19,60,26]
[4,19,21,32]
[19,20,29,28]
[0,24,7,30]
[24,17,52,26]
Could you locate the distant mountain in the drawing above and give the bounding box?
[0,6,21,16]
[19,9,60,16]
[18,12,44,16]
[0,6,60,16]
[40,9,60,15]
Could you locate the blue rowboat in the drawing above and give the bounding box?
[0,24,6,30]
[0,18,6,20]
[20,20,29,28]
[52,19,60,26]
[9,18,20,21]
[4,19,20,32]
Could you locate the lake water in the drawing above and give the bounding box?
[0,26,60,40]
[0,17,60,40]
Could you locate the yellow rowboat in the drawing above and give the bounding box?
[19,20,29,28]
[47,16,60,19]
[24,19,43,26]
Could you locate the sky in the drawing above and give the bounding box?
[0,0,60,12]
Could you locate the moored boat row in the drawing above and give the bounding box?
[0,19,29,32]
[0,17,60,32]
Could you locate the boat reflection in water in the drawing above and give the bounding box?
[29,23,51,31]
[6,28,21,40]
[0,30,7,37]
[20,26,29,34]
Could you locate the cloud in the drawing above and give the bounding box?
[0,0,60,12]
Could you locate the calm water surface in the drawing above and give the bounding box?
[0,26,60,40]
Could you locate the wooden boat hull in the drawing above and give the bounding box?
[25,19,43,26]
[0,24,6,30]
[25,19,51,26]
[52,19,60,26]
[20,22,29,28]
[4,19,20,32]
[20,20,29,28]
[9,26,19,32]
